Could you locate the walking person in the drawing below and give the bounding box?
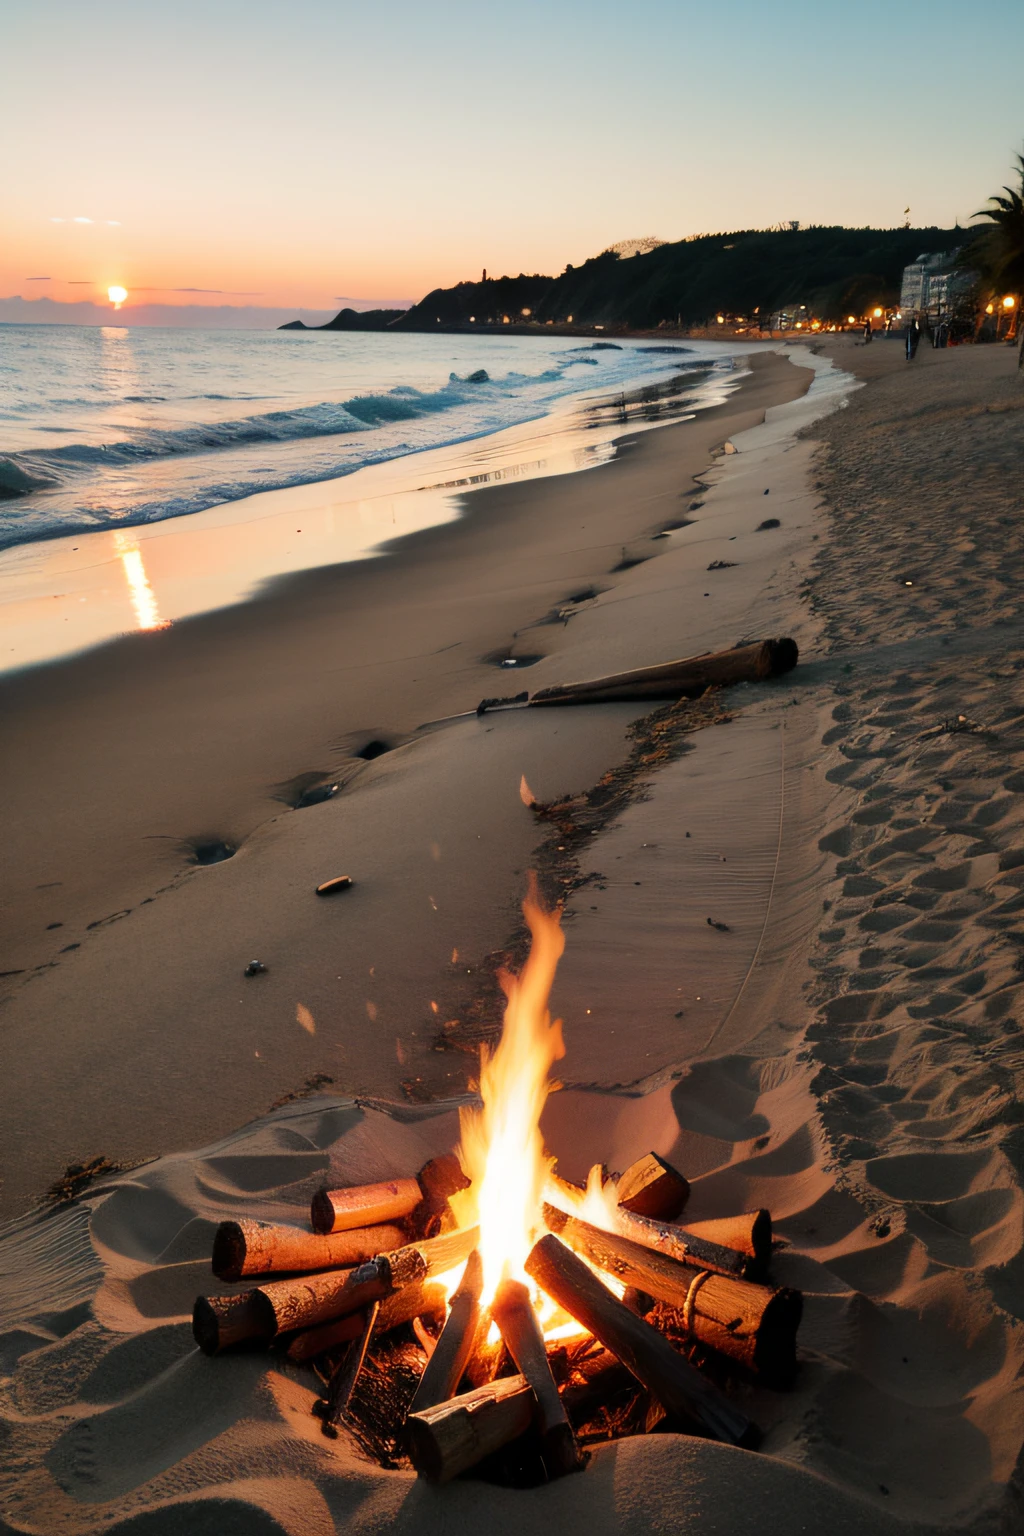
[905,317,920,361]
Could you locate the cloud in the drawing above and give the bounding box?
[172,287,266,295]
[106,220,121,226]
[67,280,95,285]
[26,276,52,282]
[72,216,94,224]
[50,217,65,223]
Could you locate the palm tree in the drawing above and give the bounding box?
[964,153,1024,365]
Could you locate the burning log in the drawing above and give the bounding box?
[613,1203,755,1280]
[286,1280,446,1364]
[310,1152,469,1236]
[491,1278,585,1478]
[193,1226,478,1355]
[681,1210,772,1280]
[407,1374,536,1483]
[527,1235,754,1446]
[409,1249,485,1415]
[615,1153,690,1220]
[544,1208,800,1386]
[527,639,798,708]
[314,1300,380,1438]
[548,1172,749,1279]
[211,1219,407,1282]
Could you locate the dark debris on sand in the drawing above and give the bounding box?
[415,687,735,1085]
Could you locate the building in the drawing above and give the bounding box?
[900,250,976,317]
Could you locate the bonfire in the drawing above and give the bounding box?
[193,879,801,1485]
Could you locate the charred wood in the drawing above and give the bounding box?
[615,1153,690,1220]
[491,1277,585,1478]
[526,1234,755,1447]
[407,1375,536,1483]
[544,1207,800,1386]
[409,1249,485,1415]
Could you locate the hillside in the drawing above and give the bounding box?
[393,226,961,331]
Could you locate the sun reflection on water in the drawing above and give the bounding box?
[113,533,167,631]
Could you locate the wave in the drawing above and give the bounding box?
[0,345,722,552]
[0,368,571,490]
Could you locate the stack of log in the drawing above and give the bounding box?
[192,1149,801,1486]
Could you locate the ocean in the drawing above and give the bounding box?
[0,324,731,553]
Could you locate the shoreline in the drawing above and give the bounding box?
[0,353,744,675]
[0,348,813,1216]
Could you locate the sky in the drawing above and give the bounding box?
[2,0,1022,325]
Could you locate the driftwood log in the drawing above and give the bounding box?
[615,1154,690,1220]
[612,1203,754,1280]
[409,1249,485,1415]
[407,1374,536,1483]
[547,1173,748,1279]
[526,1235,754,1447]
[682,1211,772,1280]
[491,1278,584,1478]
[286,1280,445,1364]
[212,1219,407,1282]
[310,1152,469,1236]
[194,1226,478,1355]
[526,639,798,707]
[545,1207,800,1386]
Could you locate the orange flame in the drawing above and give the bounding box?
[452,875,565,1308]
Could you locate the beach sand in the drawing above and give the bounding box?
[1,337,1022,1534]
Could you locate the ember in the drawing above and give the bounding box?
[193,877,802,1485]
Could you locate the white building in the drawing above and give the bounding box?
[900,250,975,316]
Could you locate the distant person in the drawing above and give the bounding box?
[863,318,873,343]
[905,318,920,361]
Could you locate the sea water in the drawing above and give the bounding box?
[0,325,727,552]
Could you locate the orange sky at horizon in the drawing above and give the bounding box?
[4,0,1022,321]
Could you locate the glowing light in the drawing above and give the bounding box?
[985,303,995,314]
[873,307,883,318]
[451,878,566,1309]
[1003,295,1016,309]
[847,315,857,324]
[113,533,165,631]
[108,285,128,308]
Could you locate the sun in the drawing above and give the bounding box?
[108,285,128,308]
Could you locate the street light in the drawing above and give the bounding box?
[873,307,882,318]
[1003,295,1016,309]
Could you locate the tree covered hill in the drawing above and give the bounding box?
[394,225,961,331]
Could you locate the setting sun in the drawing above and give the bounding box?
[107,285,128,308]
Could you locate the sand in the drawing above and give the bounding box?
[1,336,1022,1534]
